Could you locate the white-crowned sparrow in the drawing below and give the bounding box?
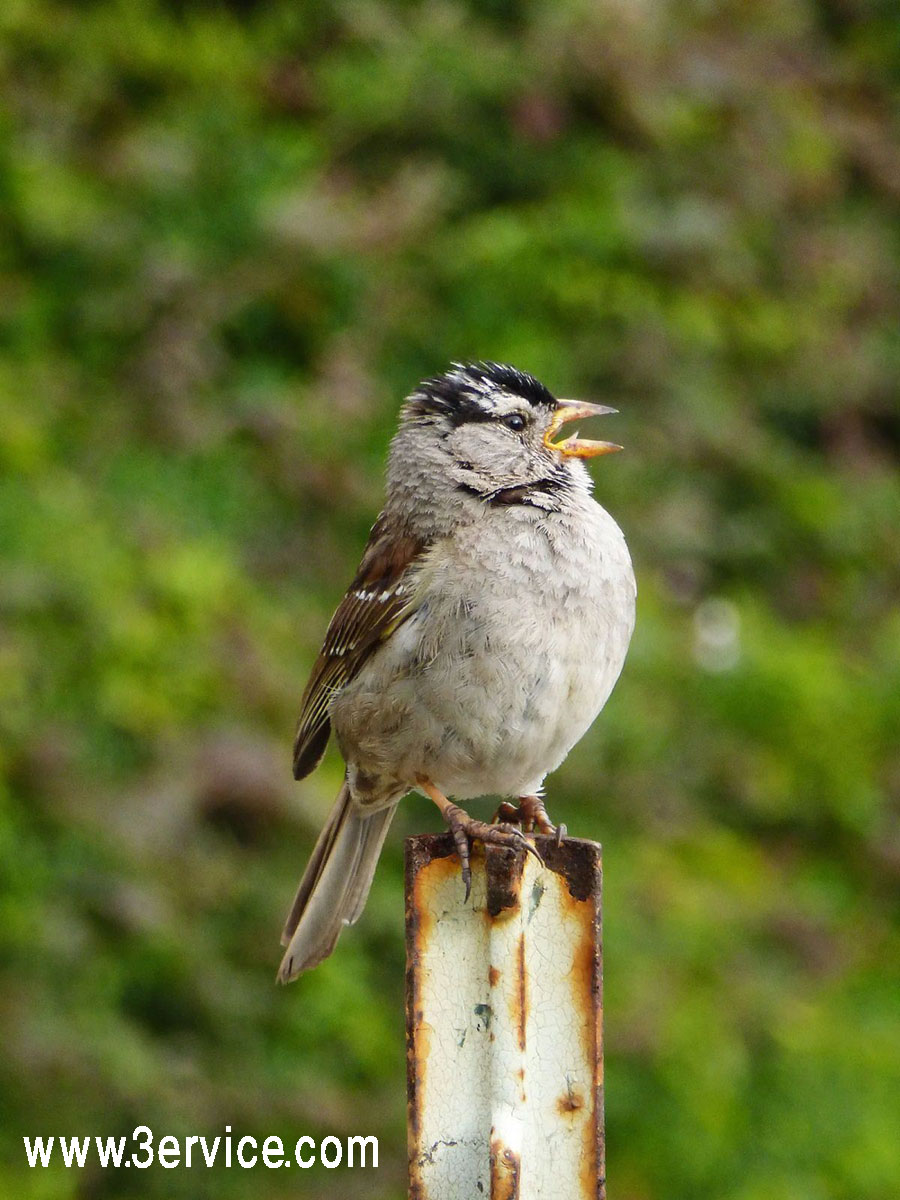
[279,362,635,982]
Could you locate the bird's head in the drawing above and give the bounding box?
[389,362,621,511]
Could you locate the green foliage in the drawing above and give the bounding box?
[1,1,898,1197]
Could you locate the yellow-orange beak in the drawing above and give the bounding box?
[542,400,623,459]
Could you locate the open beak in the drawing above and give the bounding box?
[542,400,623,459]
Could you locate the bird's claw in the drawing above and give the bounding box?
[443,805,543,901]
[492,795,566,844]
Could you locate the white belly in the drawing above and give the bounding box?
[333,498,636,802]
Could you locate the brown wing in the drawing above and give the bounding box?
[293,514,427,780]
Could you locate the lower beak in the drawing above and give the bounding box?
[542,400,623,459]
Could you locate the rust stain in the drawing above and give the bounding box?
[590,853,605,1200]
[557,1087,585,1116]
[409,1166,424,1200]
[572,841,605,1200]
[544,839,603,1198]
[406,837,455,1195]
[405,842,423,1151]
[490,1132,521,1200]
[581,1085,606,1200]
[418,846,467,912]
[513,931,527,1053]
[571,920,599,995]
[536,835,601,902]
[594,1083,607,1200]
[407,830,457,869]
[489,965,501,987]
[485,843,526,918]
[405,844,423,1194]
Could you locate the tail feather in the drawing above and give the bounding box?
[278,781,397,982]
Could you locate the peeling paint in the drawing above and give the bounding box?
[527,877,545,923]
[474,1003,493,1032]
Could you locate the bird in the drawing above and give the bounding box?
[278,361,635,982]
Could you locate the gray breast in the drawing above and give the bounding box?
[333,496,635,802]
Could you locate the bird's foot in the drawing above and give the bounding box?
[417,777,543,902]
[493,795,566,847]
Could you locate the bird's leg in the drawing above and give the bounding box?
[417,777,543,902]
[492,795,567,846]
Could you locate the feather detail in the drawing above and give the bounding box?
[292,513,427,779]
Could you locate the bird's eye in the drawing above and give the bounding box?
[502,412,526,432]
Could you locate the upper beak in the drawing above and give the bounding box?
[542,399,623,459]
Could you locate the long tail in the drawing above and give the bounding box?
[277,781,398,983]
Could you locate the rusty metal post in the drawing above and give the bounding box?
[406,832,604,1200]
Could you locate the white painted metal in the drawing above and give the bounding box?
[407,837,604,1200]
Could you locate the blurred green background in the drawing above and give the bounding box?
[2,1,899,1197]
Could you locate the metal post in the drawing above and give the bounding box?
[406,832,604,1200]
